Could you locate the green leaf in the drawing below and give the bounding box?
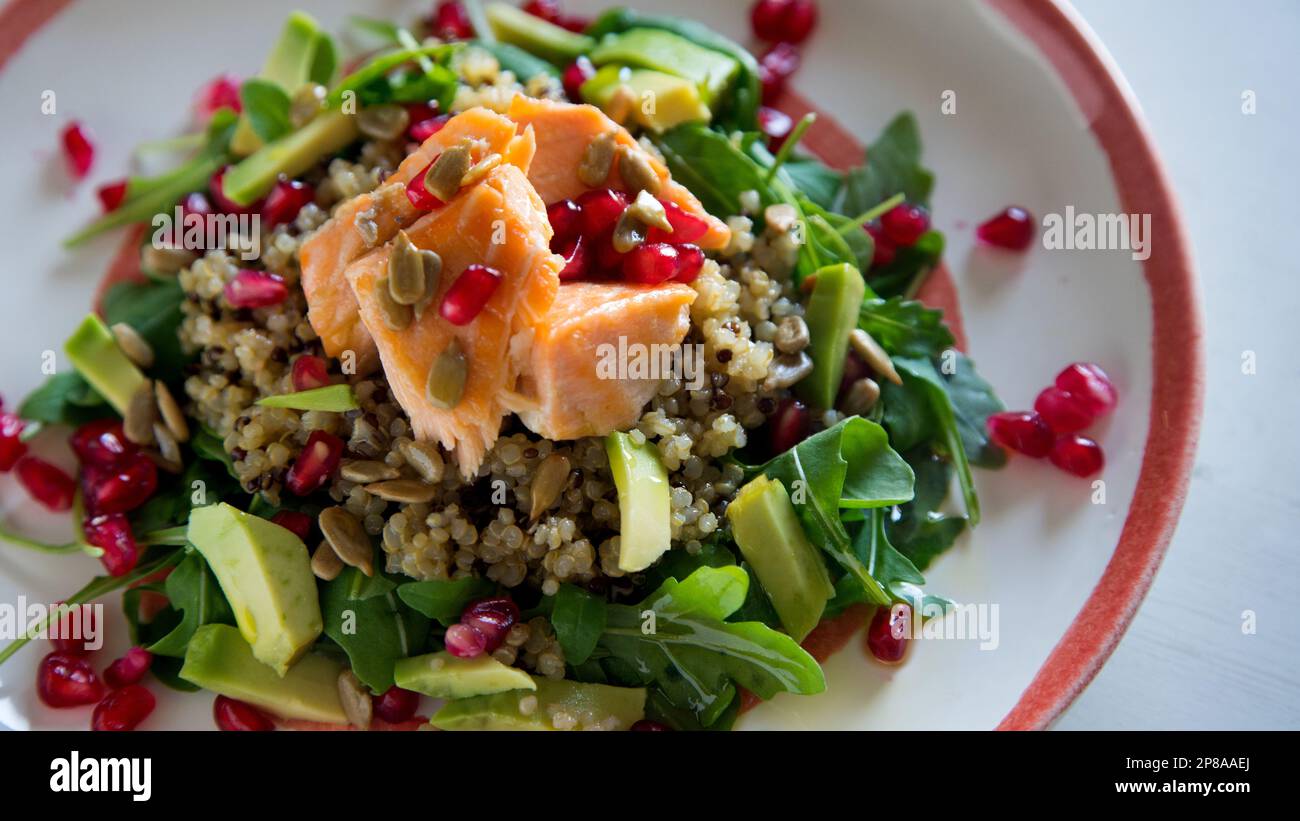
[784,157,843,212]
[636,540,737,593]
[309,31,338,87]
[888,449,966,571]
[145,552,235,657]
[17,371,108,426]
[828,509,927,613]
[859,297,956,359]
[396,577,494,627]
[191,425,239,480]
[841,112,935,214]
[653,124,779,219]
[239,78,293,143]
[321,568,431,693]
[327,45,460,108]
[865,229,944,298]
[101,277,190,376]
[551,584,606,666]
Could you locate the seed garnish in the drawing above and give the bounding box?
[579,131,618,188]
[154,381,189,443]
[617,145,661,196]
[529,454,572,521]
[318,507,374,577]
[401,440,445,484]
[111,323,154,369]
[337,669,373,729]
[849,329,902,385]
[357,103,410,141]
[124,382,157,446]
[424,142,472,203]
[426,340,468,409]
[375,276,414,331]
[311,540,344,581]
[387,231,427,306]
[364,479,438,504]
[763,352,814,391]
[340,460,401,484]
[612,209,649,254]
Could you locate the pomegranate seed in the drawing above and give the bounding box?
[261,178,315,228]
[431,0,473,40]
[291,354,331,391]
[558,16,590,33]
[866,603,910,663]
[403,102,439,124]
[556,235,590,281]
[209,166,263,214]
[673,245,706,283]
[769,397,810,454]
[522,0,562,23]
[37,653,104,707]
[1055,362,1118,416]
[880,203,930,247]
[104,647,153,689]
[444,623,487,658]
[92,684,155,731]
[461,597,520,652]
[630,720,671,731]
[1034,386,1095,434]
[757,106,794,150]
[576,188,629,236]
[85,453,157,515]
[1049,435,1105,478]
[623,243,680,284]
[986,411,1054,458]
[406,158,447,211]
[214,695,276,731]
[548,198,584,246]
[0,410,28,471]
[196,73,242,120]
[440,264,503,325]
[646,200,710,245]
[61,121,95,179]
[84,513,140,576]
[594,233,623,274]
[562,56,596,102]
[373,686,421,724]
[751,0,819,44]
[49,602,97,655]
[16,456,75,511]
[408,113,451,143]
[96,179,129,213]
[270,510,313,541]
[758,42,802,103]
[976,206,1036,251]
[286,430,345,496]
[865,221,897,267]
[224,270,288,309]
[70,419,135,468]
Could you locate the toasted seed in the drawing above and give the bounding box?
[340,459,401,484]
[111,323,155,369]
[612,208,648,254]
[426,340,467,409]
[152,421,183,466]
[627,189,671,231]
[763,352,815,391]
[124,381,157,445]
[311,540,344,581]
[765,203,799,235]
[529,454,572,521]
[153,381,190,443]
[414,250,443,319]
[357,103,410,141]
[143,447,183,476]
[140,244,197,275]
[850,329,903,385]
[319,507,374,576]
[617,145,661,196]
[841,378,882,416]
[364,479,438,504]
[289,82,327,129]
[375,276,414,331]
[401,440,446,484]
[337,669,373,730]
[424,143,472,202]
[460,152,502,188]
[387,231,427,306]
[579,131,618,187]
[773,315,810,355]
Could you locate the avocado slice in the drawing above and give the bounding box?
[604,432,671,572]
[231,11,330,156]
[727,476,835,641]
[797,263,868,409]
[581,65,711,133]
[180,624,347,724]
[257,384,358,412]
[431,677,646,731]
[64,314,148,416]
[589,28,739,105]
[222,109,360,207]
[187,503,323,676]
[394,651,536,699]
[485,2,595,65]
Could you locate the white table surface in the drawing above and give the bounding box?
[1051,0,1300,729]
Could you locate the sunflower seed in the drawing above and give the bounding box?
[841,377,881,416]
[111,323,154,369]
[318,507,374,576]
[529,454,572,521]
[387,231,427,306]
[337,669,372,730]
[144,447,184,476]
[375,276,413,331]
[153,380,190,443]
[849,329,902,385]
[124,381,157,445]
[426,340,467,409]
[311,540,344,581]
[357,103,410,141]
[579,131,618,187]
[764,203,799,235]
[617,145,661,196]
[364,479,438,504]
[763,352,815,391]
[140,244,197,276]
[340,459,401,484]
[289,82,327,129]
[152,421,183,467]
[424,143,472,202]
[612,208,648,254]
[773,315,810,355]
[401,440,446,484]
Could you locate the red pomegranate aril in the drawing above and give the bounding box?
[594,232,623,273]
[270,510,313,541]
[880,203,930,247]
[0,410,27,471]
[558,16,590,34]
[432,0,473,40]
[262,178,315,228]
[646,200,710,245]
[97,179,129,213]
[556,235,590,281]
[440,264,503,325]
[408,113,451,143]
[104,647,153,689]
[1034,386,1095,434]
[837,350,871,401]
[865,221,897,268]
[286,430,345,496]
[522,0,562,23]
[196,73,242,119]
[673,244,706,284]
[976,206,1036,251]
[225,270,289,309]
[757,105,794,149]
[38,652,105,708]
[1050,435,1105,478]
[92,684,155,731]
[866,603,910,664]
[986,411,1054,458]
[214,695,276,731]
[404,101,438,124]
[84,513,140,576]
[461,596,520,651]
[1055,362,1118,416]
[444,623,487,658]
[86,454,158,515]
[49,602,97,655]
[291,354,331,392]
[751,0,819,45]
[61,121,95,179]
[209,166,263,215]
[406,158,447,211]
[562,56,596,102]
[769,397,810,454]
[623,243,680,284]
[759,42,802,103]
[548,198,584,246]
[577,188,629,236]
[630,720,671,731]
[16,456,75,511]
[70,419,135,468]
[373,686,421,724]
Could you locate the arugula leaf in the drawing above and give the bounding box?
[144,551,235,657]
[239,79,293,143]
[17,371,108,426]
[101,277,189,376]
[865,229,945,298]
[550,584,606,666]
[321,568,431,693]
[841,112,935,214]
[396,577,494,627]
[654,124,779,219]
[888,450,966,571]
[309,30,338,87]
[645,686,740,732]
[796,195,874,277]
[860,297,955,359]
[190,425,239,481]
[783,157,843,212]
[827,509,929,614]
[327,45,460,108]
[473,40,559,80]
[636,539,737,592]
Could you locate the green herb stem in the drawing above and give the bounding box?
[764,112,816,184]
[840,192,906,235]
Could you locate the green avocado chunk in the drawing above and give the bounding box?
[581,65,711,132]
[797,263,867,409]
[231,11,331,156]
[485,2,595,64]
[64,314,147,416]
[180,624,347,724]
[222,109,361,207]
[394,651,536,699]
[431,677,646,731]
[187,503,323,676]
[604,432,671,572]
[589,28,739,105]
[726,475,835,641]
[256,384,358,412]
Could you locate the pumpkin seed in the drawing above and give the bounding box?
[357,103,410,141]
[578,131,618,188]
[426,340,468,409]
[529,454,572,521]
[340,459,401,484]
[318,507,374,577]
[773,315,810,355]
[841,377,881,416]
[111,323,154,369]
[153,380,190,443]
[627,189,672,231]
[612,208,648,254]
[289,83,327,129]
[140,244,197,275]
[617,145,661,196]
[460,152,502,188]
[364,479,438,504]
[763,352,815,391]
[424,143,472,202]
[337,669,373,729]
[401,440,446,484]
[849,329,902,385]
[375,276,414,331]
[387,231,427,306]
[311,540,344,581]
[414,250,443,319]
[124,381,157,445]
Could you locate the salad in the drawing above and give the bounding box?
[0,0,1118,732]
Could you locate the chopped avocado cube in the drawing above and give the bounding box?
[581,65,711,133]
[589,28,740,105]
[180,624,347,724]
[256,384,358,412]
[64,314,147,416]
[797,263,868,409]
[604,432,671,573]
[727,475,835,641]
[431,677,646,731]
[486,2,595,64]
[394,651,536,699]
[232,11,329,156]
[223,109,360,207]
[187,503,323,676]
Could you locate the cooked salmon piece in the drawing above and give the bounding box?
[513,282,696,441]
[505,95,731,250]
[346,164,561,478]
[300,108,536,372]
